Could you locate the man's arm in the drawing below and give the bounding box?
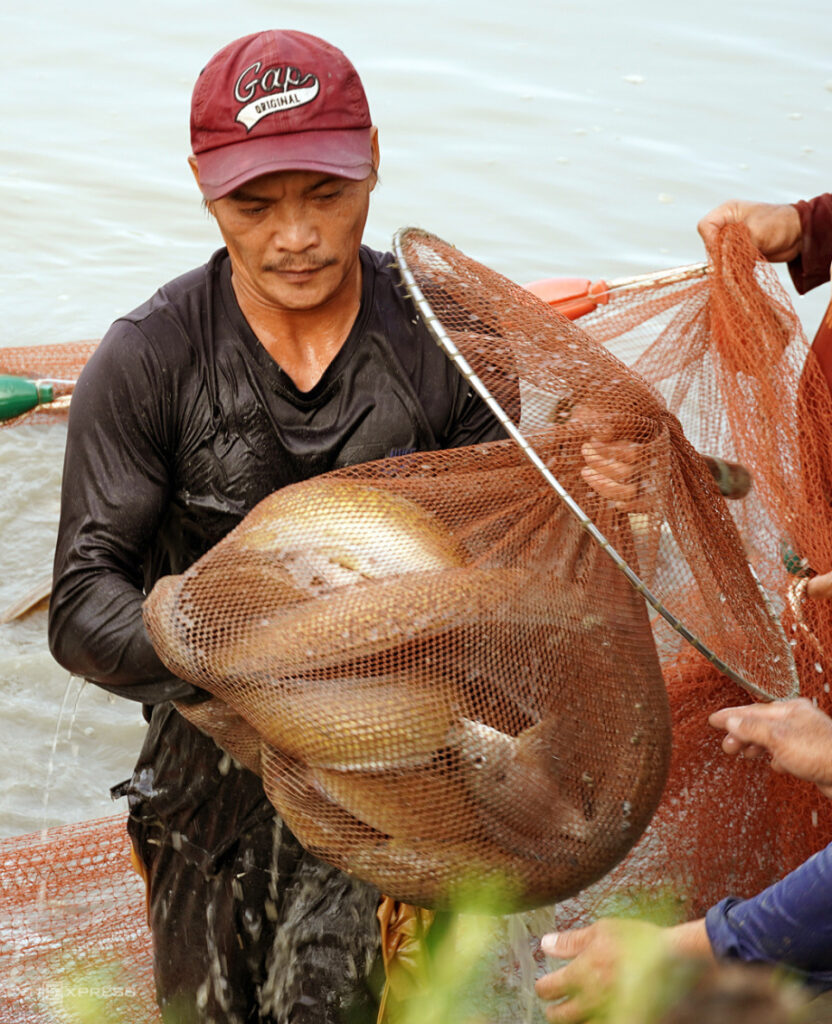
[48,321,203,704]
[697,199,803,262]
[536,699,832,1017]
[535,919,712,1023]
[704,843,832,984]
[442,379,510,449]
[696,194,832,294]
[698,700,832,978]
[537,846,832,1024]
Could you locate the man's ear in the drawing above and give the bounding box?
[188,155,213,214]
[369,126,380,191]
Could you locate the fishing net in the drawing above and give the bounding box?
[3,224,832,1022]
[140,226,795,916]
[0,342,96,427]
[0,816,157,1023]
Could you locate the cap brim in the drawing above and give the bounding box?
[194,127,374,199]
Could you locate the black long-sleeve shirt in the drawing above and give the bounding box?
[49,245,504,706]
[48,244,506,847]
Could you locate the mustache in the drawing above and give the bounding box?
[262,256,336,273]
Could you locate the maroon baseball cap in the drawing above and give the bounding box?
[190,30,374,200]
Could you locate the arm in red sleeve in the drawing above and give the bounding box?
[48,321,204,704]
[789,194,832,295]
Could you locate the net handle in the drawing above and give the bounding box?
[392,228,790,703]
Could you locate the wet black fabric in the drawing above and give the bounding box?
[49,245,503,706]
[129,800,384,1024]
[48,244,505,1022]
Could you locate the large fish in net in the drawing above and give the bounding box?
[143,228,796,913]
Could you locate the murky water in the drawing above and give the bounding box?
[1,0,830,837]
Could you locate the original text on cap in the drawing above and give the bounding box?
[234,62,321,132]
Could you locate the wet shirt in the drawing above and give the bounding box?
[48,245,505,849]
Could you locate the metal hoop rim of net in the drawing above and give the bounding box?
[392,226,798,704]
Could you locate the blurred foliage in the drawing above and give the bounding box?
[38,958,139,1024]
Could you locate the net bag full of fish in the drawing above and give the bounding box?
[142,229,796,913]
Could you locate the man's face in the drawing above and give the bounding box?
[201,140,378,313]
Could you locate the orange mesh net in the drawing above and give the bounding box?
[0,342,96,427]
[2,225,831,1020]
[0,816,158,1022]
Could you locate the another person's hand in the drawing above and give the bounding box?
[709,698,832,798]
[580,440,750,510]
[535,919,712,1023]
[807,568,832,602]
[697,200,802,263]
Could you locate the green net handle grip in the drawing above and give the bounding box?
[0,375,54,422]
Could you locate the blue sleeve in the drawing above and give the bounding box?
[705,841,832,990]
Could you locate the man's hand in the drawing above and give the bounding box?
[709,698,832,798]
[697,200,802,263]
[535,919,712,1022]
[535,920,639,1023]
[580,439,643,511]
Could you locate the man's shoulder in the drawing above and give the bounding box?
[94,249,229,375]
[84,249,228,388]
[119,248,227,335]
[360,243,426,330]
[360,243,399,297]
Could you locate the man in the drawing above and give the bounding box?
[48,29,504,1024]
[535,697,832,1022]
